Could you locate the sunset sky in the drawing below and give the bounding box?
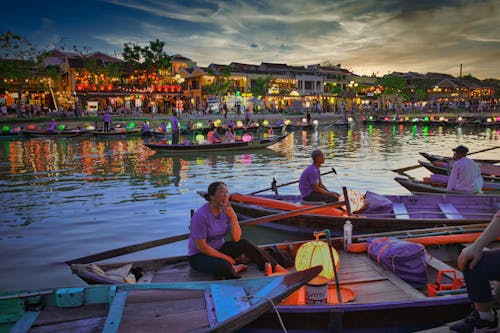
[2,0,499,79]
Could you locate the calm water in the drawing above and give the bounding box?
[0,123,498,292]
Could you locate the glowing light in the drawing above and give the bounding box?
[236,120,243,128]
[57,124,65,130]
[242,134,252,142]
[194,122,203,129]
[313,120,318,125]
[457,117,463,122]
[2,125,10,132]
[263,120,269,126]
[284,119,291,125]
[195,134,205,142]
[295,238,340,280]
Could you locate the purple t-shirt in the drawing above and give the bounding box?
[299,163,320,198]
[170,116,179,131]
[103,113,112,123]
[188,203,231,256]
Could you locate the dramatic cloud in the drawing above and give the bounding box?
[1,0,499,78]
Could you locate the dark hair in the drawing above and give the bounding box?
[311,149,323,160]
[204,181,226,201]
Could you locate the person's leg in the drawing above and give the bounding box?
[188,253,234,279]
[221,239,286,272]
[303,191,338,203]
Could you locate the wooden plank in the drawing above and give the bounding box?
[103,289,128,333]
[427,256,463,280]
[392,202,410,219]
[10,311,40,333]
[438,203,464,220]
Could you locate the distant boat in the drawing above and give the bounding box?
[0,267,319,333]
[22,129,89,138]
[394,175,500,195]
[419,152,500,164]
[418,160,499,182]
[144,134,288,154]
[92,129,141,138]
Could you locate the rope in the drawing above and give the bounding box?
[241,295,288,333]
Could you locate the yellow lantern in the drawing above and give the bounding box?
[195,134,205,142]
[284,119,291,125]
[236,120,243,128]
[263,119,269,126]
[295,233,340,280]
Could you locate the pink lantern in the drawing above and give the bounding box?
[242,134,252,142]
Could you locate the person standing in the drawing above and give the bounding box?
[103,109,112,132]
[170,111,180,144]
[188,182,288,279]
[299,149,339,203]
[450,210,500,332]
[446,145,483,194]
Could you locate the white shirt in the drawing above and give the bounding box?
[447,157,483,193]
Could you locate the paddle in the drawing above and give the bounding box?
[66,198,348,265]
[250,167,337,195]
[392,145,500,173]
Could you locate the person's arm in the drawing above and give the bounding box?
[458,212,500,271]
[447,161,459,191]
[195,239,235,265]
[224,202,241,242]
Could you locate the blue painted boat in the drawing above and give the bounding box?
[0,266,320,333]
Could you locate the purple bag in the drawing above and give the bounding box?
[367,237,428,287]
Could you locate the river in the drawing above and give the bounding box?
[0,122,498,292]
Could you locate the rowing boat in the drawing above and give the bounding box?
[92,129,142,138]
[418,160,499,182]
[22,129,89,138]
[223,191,499,234]
[68,224,497,332]
[395,175,500,195]
[419,152,500,164]
[0,267,319,333]
[144,134,288,154]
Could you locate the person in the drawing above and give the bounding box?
[46,119,57,132]
[160,121,167,133]
[446,145,483,194]
[245,108,251,126]
[225,126,236,143]
[103,110,112,132]
[188,182,288,280]
[299,149,339,203]
[1,104,7,118]
[170,111,180,144]
[450,210,500,333]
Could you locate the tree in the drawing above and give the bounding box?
[250,77,270,98]
[205,65,232,103]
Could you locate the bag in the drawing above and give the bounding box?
[367,237,428,287]
[264,245,294,268]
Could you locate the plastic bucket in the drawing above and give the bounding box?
[306,276,329,304]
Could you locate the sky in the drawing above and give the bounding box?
[1,0,499,79]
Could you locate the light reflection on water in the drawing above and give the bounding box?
[0,124,498,291]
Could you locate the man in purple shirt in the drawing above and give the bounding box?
[299,149,339,203]
[188,182,288,279]
[170,111,180,144]
[102,111,112,132]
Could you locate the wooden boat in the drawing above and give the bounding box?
[395,175,500,195]
[68,224,498,332]
[92,129,141,138]
[223,191,499,234]
[144,134,288,154]
[22,129,89,138]
[0,267,319,333]
[419,152,500,164]
[418,160,499,182]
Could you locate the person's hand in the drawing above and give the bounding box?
[225,255,236,265]
[457,244,483,271]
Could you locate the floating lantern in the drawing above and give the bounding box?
[2,125,10,132]
[295,233,340,280]
[302,118,307,124]
[284,119,291,125]
[195,134,205,142]
[313,120,319,125]
[236,120,243,128]
[242,134,252,142]
[57,124,65,130]
[263,120,269,126]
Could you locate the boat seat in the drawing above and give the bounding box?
[392,202,409,219]
[438,203,464,219]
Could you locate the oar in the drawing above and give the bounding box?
[65,199,348,265]
[392,145,500,173]
[250,167,337,194]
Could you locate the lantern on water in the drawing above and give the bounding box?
[195,134,205,142]
[295,233,340,280]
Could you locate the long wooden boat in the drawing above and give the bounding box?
[419,152,500,164]
[22,129,89,138]
[92,129,141,138]
[419,160,499,182]
[0,267,319,333]
[68,224,498,332]
[223,191,499,234]
[395,175,500,195]
[144,134,288,154]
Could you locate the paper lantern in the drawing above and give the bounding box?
[295,238,340,280]
[57,124,65,130]
[195,134,205,142]
[194,122,203,129]
[87,126,95,130]
[2,125,9,132]
[313,120,318,125]
[284,119,291,125]
[27,124,35,130]
[263,120,269,126]
[128,122,136,128]
[236,120,243,128]
[242,134,252,142]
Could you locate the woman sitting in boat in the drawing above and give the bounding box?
[207,127,224,144]
[224,126,236,143]
[188,181,288,279]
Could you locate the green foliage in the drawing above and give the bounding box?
[381,75,407,95]
[122,39,172,73]
[205,65,232,99]
[250,77,270,97]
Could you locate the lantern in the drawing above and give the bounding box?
[57,124,65,130]
[194,122,203,129]
[2,125,10,132]
[313,120,318,125]
[263,120,269,126]
[284,119,291,125]
[242,134,252,142]
[295,233,340,280]
[195,134,205,142]
[236,120,243,128]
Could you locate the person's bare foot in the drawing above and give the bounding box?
[233,264,248,274]
[273,264,289,274]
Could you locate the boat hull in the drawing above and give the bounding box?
[22,129,89,138]
[395,176,500,195]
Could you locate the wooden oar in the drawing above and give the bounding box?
[65,199,348,265]
[250,167,337,194]
[392,145,500,173]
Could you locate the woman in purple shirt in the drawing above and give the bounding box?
[188,182,288,279]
